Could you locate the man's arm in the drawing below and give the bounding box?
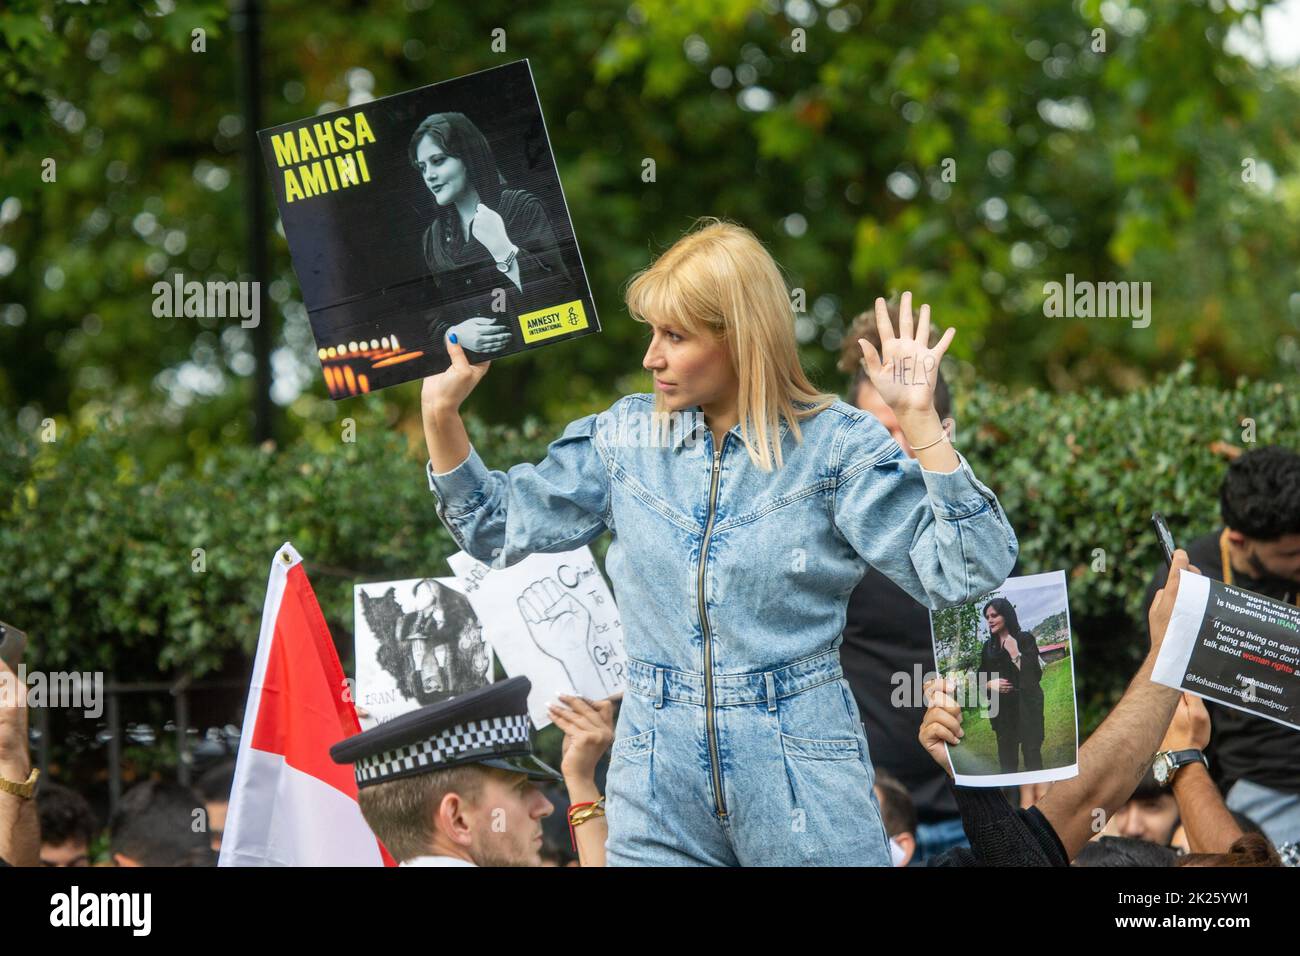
[0,658,39,867]
[1173,761,1243,853]
[1035,652,1180,859]
[1034,550,1200,859]
[1160,692,1242,853]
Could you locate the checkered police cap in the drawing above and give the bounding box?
[331,675,561,788]
[354,713,530,786]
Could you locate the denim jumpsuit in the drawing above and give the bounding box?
[427,394,1019,866]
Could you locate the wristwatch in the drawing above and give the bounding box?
[494,245,519,273]
[0,766,39,800]
[1152,749,1207,785]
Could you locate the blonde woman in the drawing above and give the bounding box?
[420,219,1018,866]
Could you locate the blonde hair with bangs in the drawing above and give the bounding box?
[625,218,836,471]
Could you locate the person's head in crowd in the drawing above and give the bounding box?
[356,764,554,867]
[1176,832,1282,868]
[873,768,917,867]
[194,759,235,853]
[37,781,97,867]
[110,780,217,867]
[1219,445,1300,588]
[1101,769,1179,846]
[1073,835,1179,867]
[1169,822,1189,855]
[839,300,953,457]
[1171,811,1265,856]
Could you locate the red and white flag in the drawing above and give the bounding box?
[219,542,393,866]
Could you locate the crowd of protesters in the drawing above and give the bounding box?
[4,234,1299,866]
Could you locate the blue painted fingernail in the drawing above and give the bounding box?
[449,332,458,344]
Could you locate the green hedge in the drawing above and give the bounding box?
[0,410,553,680]
[3,364,1297,732]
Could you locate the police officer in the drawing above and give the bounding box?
[331,676,561,866]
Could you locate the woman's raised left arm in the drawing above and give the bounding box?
[837,293,1018,607]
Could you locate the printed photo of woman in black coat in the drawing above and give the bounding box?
[978,597,1045,773]
[409,111,572,362]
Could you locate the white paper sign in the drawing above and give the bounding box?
[447,547,626,727]
[354,576,494,728]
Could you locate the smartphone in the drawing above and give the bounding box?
[0,622,26,671]
[1151,512,1177,568]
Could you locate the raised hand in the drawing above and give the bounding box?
[547,693,616,785]
[420,328,492,418]
[1147,550,1199,654]
[1159,692,1211,753]
[857,291,955,416]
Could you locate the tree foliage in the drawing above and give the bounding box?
[2,0,1298,469]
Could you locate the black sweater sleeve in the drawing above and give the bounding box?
[928,783,1069,866]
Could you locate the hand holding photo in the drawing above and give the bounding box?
[928,570,1081,787]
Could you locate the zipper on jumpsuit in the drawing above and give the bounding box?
[699,436,728,818]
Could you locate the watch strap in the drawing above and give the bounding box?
[0,766,39,800]
[1168,748,1208,771]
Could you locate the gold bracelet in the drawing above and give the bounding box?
[568,796,606,827]
[910,431,949,452]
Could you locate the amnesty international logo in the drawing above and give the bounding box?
[518,299,588,344]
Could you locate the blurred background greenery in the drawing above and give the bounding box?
[2,0,1299,786]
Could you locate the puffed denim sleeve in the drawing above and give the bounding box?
[426,412,610,569]
[831,415,1018,609]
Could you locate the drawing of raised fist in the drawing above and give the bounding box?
[517,578,610,694]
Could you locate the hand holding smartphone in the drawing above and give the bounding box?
[1151,512,1177,568]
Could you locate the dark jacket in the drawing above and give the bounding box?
[978,629,1044,746]
[929,783,1067,866]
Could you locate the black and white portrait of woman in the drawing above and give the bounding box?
[409,111,571,360]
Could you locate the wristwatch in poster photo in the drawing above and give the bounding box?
[1152,749,1208,785]
[494,245,519,273]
